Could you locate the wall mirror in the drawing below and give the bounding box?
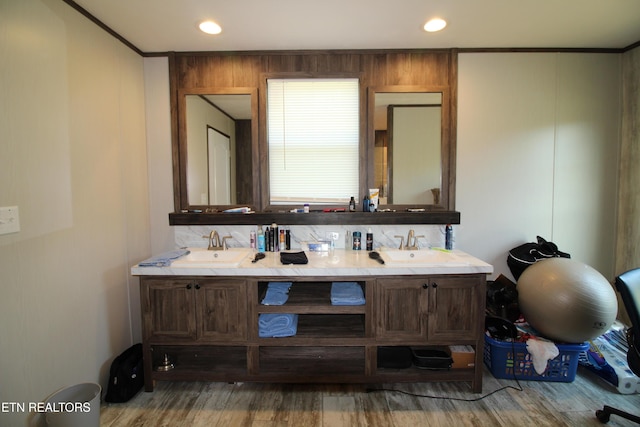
[368,86,452,209]
[178,88,259,210]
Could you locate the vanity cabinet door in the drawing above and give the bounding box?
[427,275,484,341]
[195,279,247,342]
[142,277,197,342]
[375,278,429,341]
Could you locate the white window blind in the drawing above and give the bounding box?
[267,78,359,205]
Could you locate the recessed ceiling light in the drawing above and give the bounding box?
[424,18,447,32]
[199,21,222,35]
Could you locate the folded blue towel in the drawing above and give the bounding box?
[138,249,190,267]
[261,282,293,305]
[267,282,293,291]
[258,313,298,338]
[331,282,365,306]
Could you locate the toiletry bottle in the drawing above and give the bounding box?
[272,223,278,251]
[250,229,256,249]
[349,196,356,212]
[279,229,285,251]
[304,203,310,213]
[285,229,291,250]
[362,196,369,212]
[265,226,271,251]
[352,231,362,250]
[445,224,453,250]
[257,226,265,253]
[345,230,351,250]
[366,228,373,251]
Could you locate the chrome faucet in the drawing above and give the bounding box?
[406,229,415,249]
[203,230,232,250]
[402,229,425,250]
[206,230,221,250]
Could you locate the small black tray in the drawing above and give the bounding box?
[411,348,453,370]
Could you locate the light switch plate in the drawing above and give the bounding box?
[0,206,20,235]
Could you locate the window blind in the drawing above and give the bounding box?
[267,78,359,205]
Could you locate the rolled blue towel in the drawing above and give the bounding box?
[331,282,365,306]
[258,313,298,338]
[138,249,190,267]
[261,282,293,305]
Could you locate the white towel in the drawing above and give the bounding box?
[526,337,559,374]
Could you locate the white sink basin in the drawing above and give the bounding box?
[378,248,470,267]
[171,248,253,268]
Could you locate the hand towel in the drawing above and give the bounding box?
[331,282,365,306]
[280,251,308,265]
[526,337,560,374]
[138,249,190,267]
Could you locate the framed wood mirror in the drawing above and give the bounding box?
[176,87,259,212]
[367,85,454,210]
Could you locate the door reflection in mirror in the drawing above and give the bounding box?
[206,126,231,204]
[373,92,442,205]
[185,94,251,206]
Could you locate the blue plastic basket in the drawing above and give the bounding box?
[484,334,589,382]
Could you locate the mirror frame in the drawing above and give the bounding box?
[176,87,259,212]
[367,85,455,211]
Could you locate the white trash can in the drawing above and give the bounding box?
[44,382,101,427]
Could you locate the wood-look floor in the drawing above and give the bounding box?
[100,367,640,426]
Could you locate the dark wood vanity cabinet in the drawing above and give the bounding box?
[142,277,247,342]
[139,274,486,392]
[376,276,483,342]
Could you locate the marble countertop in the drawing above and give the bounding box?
[131,249,493,277]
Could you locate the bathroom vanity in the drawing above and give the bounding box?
[132,249,492,392]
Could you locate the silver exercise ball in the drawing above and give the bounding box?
[517,258,617,343]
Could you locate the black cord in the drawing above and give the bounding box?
[366,381,522,402]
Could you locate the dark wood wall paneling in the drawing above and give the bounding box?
[175,51,454,88]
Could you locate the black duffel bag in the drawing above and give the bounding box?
[507,236,570,281]
[104,343,144,403]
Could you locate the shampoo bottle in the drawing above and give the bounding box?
[257,226,265,253]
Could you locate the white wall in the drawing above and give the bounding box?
[0,1,150,425]
[457,52,620,281]
[143,57,176,255]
